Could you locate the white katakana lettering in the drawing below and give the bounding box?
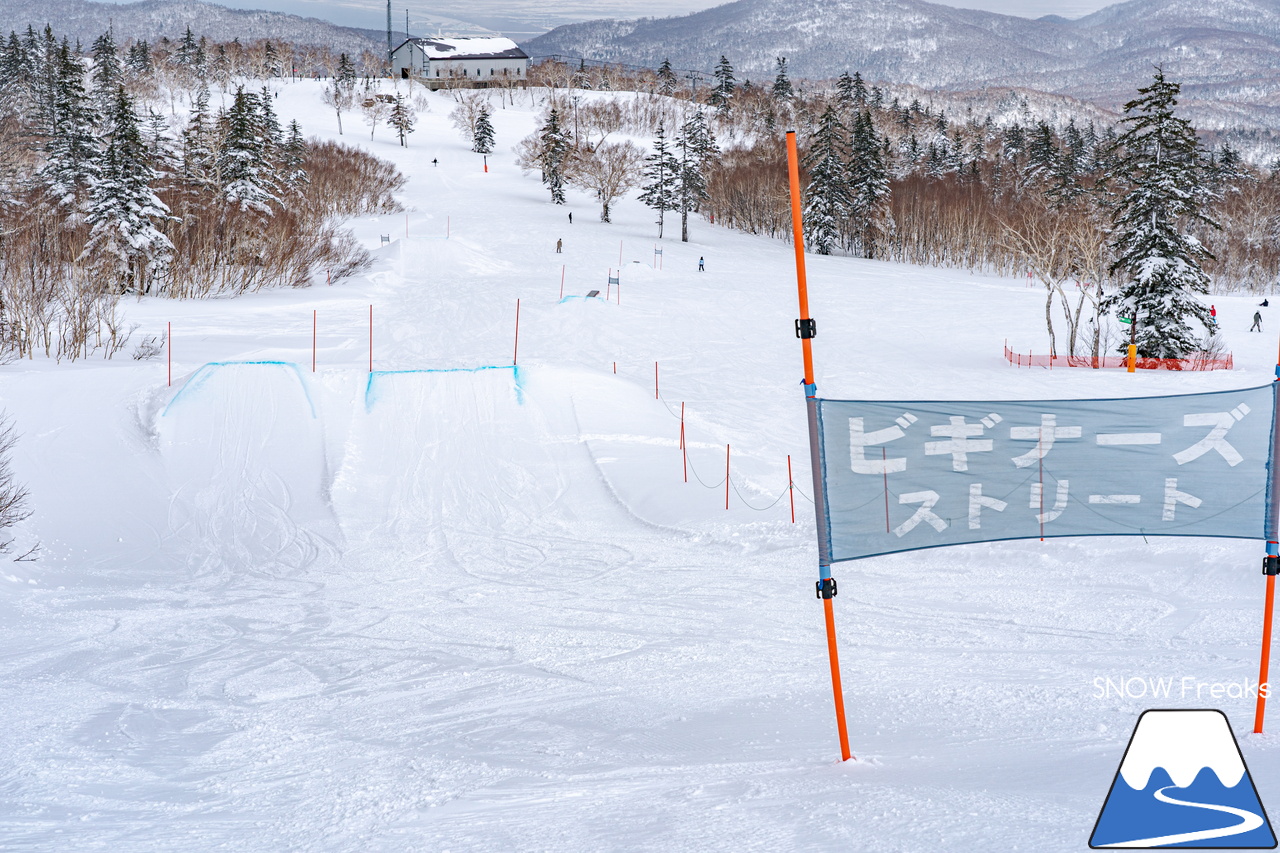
[1030,480,1070,523]
[1173,405,1250,467]
[1163,478,1203,521]
[968,483,1008,530]
[894,490,948,537]
[849,414,916,475]
[925,413,1001,472]
[1010,414,1082,468]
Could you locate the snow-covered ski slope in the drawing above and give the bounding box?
[2,81,1279,852]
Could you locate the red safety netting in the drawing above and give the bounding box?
[1004,343,1233,371]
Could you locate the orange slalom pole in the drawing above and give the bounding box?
[787,129,852,762]
[1256,574,1276,733]
[1255,333,1280,733]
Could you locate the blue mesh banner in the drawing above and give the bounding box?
[816,385,1277,562]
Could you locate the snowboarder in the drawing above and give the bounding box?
[432,158,438,167]
[1210,304,1217,323]
[556,238,562,254]
[698,256,705,271]
[1261,299,1270,307]
[1252,311,1264,332]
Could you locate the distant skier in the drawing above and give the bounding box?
[555,238,562,254]
[1252,311,1264,332]
[432,158,438,167]
[568,212,573,224]
[1210,304,1217,324]
[698,256,705,271]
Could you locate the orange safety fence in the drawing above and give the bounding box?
[1003,343,1233,371]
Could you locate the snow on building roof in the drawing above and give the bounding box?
[407,37,529,61]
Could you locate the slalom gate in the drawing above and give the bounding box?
[783,131,1280,763]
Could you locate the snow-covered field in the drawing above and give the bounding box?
[2,80,1279,852]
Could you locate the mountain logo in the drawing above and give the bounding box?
[1090,709,1277,848]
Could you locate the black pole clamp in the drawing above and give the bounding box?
[1265,555,1280,576]
[815,577,838,599]
[796,318,817,339]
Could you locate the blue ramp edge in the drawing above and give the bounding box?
[364,365,524,412]
[163,361,316,418]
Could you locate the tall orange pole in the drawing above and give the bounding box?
[1255,334,1280,733]
[786,130,852,762]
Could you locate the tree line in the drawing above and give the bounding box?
[0,26,404,362]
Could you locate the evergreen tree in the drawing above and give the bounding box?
[1025,120,1058,185]
[772,56,792,100]
[802,106,849,255]
[281,120,308,188]
[1105,68,1216,358]
[82,85,172,294]
[89,30,120,118]
[537,107,571,204]
[179,85,217,197]
[217,86,277,212]
[125,40,151,74]
[336,52,357,89]
[674,108,717,242]
[657,59,677,96]
[41,39,99,208]
[176,27,198,66]
[709,55,734,114]
[388,94,415,147]
[638,122,679,238]
[847,109,890,258]
[472,105,494,153]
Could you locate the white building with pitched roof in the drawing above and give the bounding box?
[391,37,530,85]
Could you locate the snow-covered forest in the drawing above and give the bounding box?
[0,28,401,361]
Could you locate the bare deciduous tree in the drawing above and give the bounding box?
[568,141,645,222]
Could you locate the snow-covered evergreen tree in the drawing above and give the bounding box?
[657,59,676,96]
[472,105,494,154]
[847,109,890,258]
[709,55,734,115]
[217,87,277,213]
[537,107,571,205]
[772,56,792,100]
[281,120,308,188]
[388,94,415,147]
[89,30,120,118]
[1105,68,1216,359]
[674,108,717,242]
[638,122,679,238]
[179,85,217,197]
[41,39,99,209]
[81,85,172,294]
[802,106,848,255]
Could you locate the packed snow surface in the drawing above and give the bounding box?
[1,80,1279,852]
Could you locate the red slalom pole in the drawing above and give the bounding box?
[559,264,565,300]
[654,362,659,400]
[513,298,521,366]
[786,129,852,762]
[724,444,730,510]
[368,305,373,373]
[788,454,795,523]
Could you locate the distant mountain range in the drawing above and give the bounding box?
[0,0,386,51]
[523,0,1280,130]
